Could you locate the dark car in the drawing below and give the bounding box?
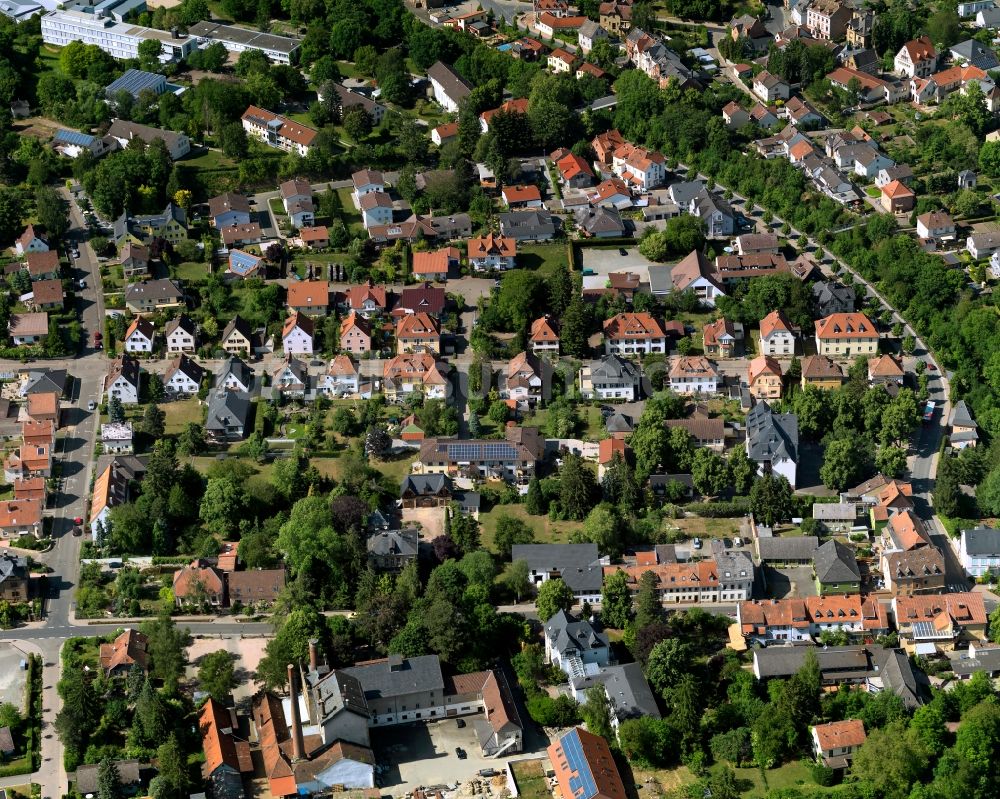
[619,248,628,256]
[456,719,466,728]
[456,747,467,760]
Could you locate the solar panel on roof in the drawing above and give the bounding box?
[562,730,598,799]
[54,129,95,147]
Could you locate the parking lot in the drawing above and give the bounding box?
[765,566,818,598]
[579,245,657,286]
[401,506,447,538]
[373,717,508,793]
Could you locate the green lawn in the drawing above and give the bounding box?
[865,186,881,198]
[269,197,287,218]
[177,148,236,171]
[479,503,585,552]
[518,243,570,276]
[728,761,835,797]
[510,759,550,799]
[163,398,204,434]
[174,261,212,283]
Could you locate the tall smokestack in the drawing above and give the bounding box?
[309,639,318,671]
[287,664,305,762]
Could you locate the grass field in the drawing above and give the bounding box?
[669,516,743,539]
[633,760,832,799]
[163,398,204,434]
[510,759,550,799]
[479,503,584,551]
[174,261,212,283]
[519,243,570,276]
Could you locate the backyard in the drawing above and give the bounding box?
[479,503,585,551]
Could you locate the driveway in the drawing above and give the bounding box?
[402,506,447,538]
[764,566,817,598]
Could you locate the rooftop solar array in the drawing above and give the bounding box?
[54,129,95,146]
[562,729,598,799]
[105,69,166,98]
[445,442,518,460]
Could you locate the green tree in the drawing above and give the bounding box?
[97,757,123,799]
[493,513,534,558]
[140,613,191,693]
[503,559,531,602]
[580,503,626,559]
[525,476,545,515]
[728,446,756,495]
[600,569,632,629]
[691,447,728,496]
[875,445,908,479]
[820,436,868,492]
[645,638,693,696]
[560,453,596,520]
[34,187,69,242]
[198,650,236,702]
[749,474,794,526]
[108,395,125,424]
[634,570,660,630]
[199,478,248,538]
[580,684,614,741]
[0,702,19,730]
[142,403,166,438]
[134,679,167,745]
[850,721,927,799]
[535,578,574,622]
[151,735,190,799]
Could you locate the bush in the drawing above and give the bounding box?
[810,761,837,786]
[686,499,750,517]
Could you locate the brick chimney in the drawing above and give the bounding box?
[308,638,319,671]
[287,663,305,762]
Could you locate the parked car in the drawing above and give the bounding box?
[87,401,96,411]
[456,748,467,760]
[456,719,465,728]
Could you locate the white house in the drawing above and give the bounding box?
[216,356,253,393]
[579,355,641,401]
[164,315,197,354]
[504,351,543,407]
[100,422,134,454]
[759,310,796,356]
[959,526,1000,577]
[894,36,936,78]
[359,192,394,229]
[668,356,719,394]
[124,318,155,353]
[282,312,314,355]
[746,401,798,488]
[916,210,956,241]
[321,355,361,397]
[752,71,790,102]
[105,355,141,405]
[163,355,204,396]
[427,61,472,113]
[351,169,384,200]
[15,225,48,257]
[968,232,1000,259]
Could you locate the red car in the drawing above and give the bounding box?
[73,516,83,526]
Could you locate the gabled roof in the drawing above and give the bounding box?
[164,313,196,340]
[813,719,866,751]
[603,312,666,341]
[164,354,204,386]
[814,539,860,584]
[286,280,329,308]
[746,401,798,464]
[759,309,793,338]
[815,312,876,339]
[125,317,155,342]
[531,315,559,342]
[868,354,904,378]
[672,250,722,293]
[200,697,253,779]
[208,192,251,218]
[282,311,314,339]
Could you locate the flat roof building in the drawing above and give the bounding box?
[187,20,300,64]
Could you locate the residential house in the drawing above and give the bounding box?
[895,36,936,78]
[502,185,544,209]
[321,355,361,397]
[100,422,134,454]
[813,502,860,534]
[580,354,641,400]
[104,355,141,404]
[132,203,188,243]
[530,315,560,355]
[880,180,915,213]
[916,210,956,241]
[505,351,543,407]
[431,122,458,147]
[414,426,543,483]
[626,28,702,90]
[544,610,612,674]
[280,179,314,228]
[205,390,251,442]
[608,554,754,604]
[784,95,823,126]
[163,355,204,396]
[9,313,47,346]
[88,457,144,541]
[107,119,191,160]
[498,210,556,241]
[296,226,329,249]
[368,529,419,572]
[603,312,667,355]
[281,312,314,356]
[553,150,595,188]
[208,192,252,229]
[351,169,385,200]
[692,192,736,238]
[339,312,371,355]
[359,191,394,229]
[173,559,225,608]
[15,225,47,256]
[813,281,856,316]
[576,207,626,238]
[893,592,987,653]
[468,234,517,270]
[124,317,155,353]
[611,141,667,191]
[801,355,846,390]
[397,284,447,317]
[600,0,632,35]
[427,61,472,112]
[119,243,149,279]
[2,444,50,483]
[31,280,65,311]
[199,698,253,799]
[512,543,605,605]
[748,355,783,399]
[867,354,904,386]
[735,233,780,256]
[395,312,440,355]
[547,48,576,73]
[547,728,626,799]
[286,280,330,316]
[959,0,995,16]
[99,629,149,678]
[702,318,740,357]
[815,313,878,357]
[814,539,861,594]
[24,392,59,428]
[164,314,197,354]
[812,720,866,770]
[383,353,451,401]
[671,250,725,306]
[968,232,1000,259]
[227,569,285,607]
[753,71,791,102]
[737,595,888,645]
[959,526,1000,578]
[221,316,254,357]
[221,223,262,249]
[400,474,451,508]
[227,250,263,279]
[880,510,946,596]
[722,101,751,128]
[342,282,388,318]
[241,106,316,155]
[759,309,796,356]
[0,553,28,602]
[271,356,309,398]
[745,401,798,487]
[52,129,109,159]
[950,400,980,450]
[411,248,457,281]
[0,499,42,539]
[124,279,184,315]
[875,165,915,188]
[668,356,718,395]
[665,411,725,451]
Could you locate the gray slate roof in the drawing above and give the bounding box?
[400,474,450,496]
[756,535,819,561]
[216,356,253,390]
[0,553,26,583]
[570,662,660,721]
[308,669,370,724]
[512,543,604,593]
[589,354,640,383]
[367,528,419,558]
[746,402,798,464]
[950,646,1000,677]
[205,390,250,433]
[544,610,610,656]
[962,526,1000,557]
[814,539,861,584]
[951,39,1000,70]
[950,400,977,428]
[343,654,445,699]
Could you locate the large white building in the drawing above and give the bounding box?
[42,7,196,62]
[187,20,300,64]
